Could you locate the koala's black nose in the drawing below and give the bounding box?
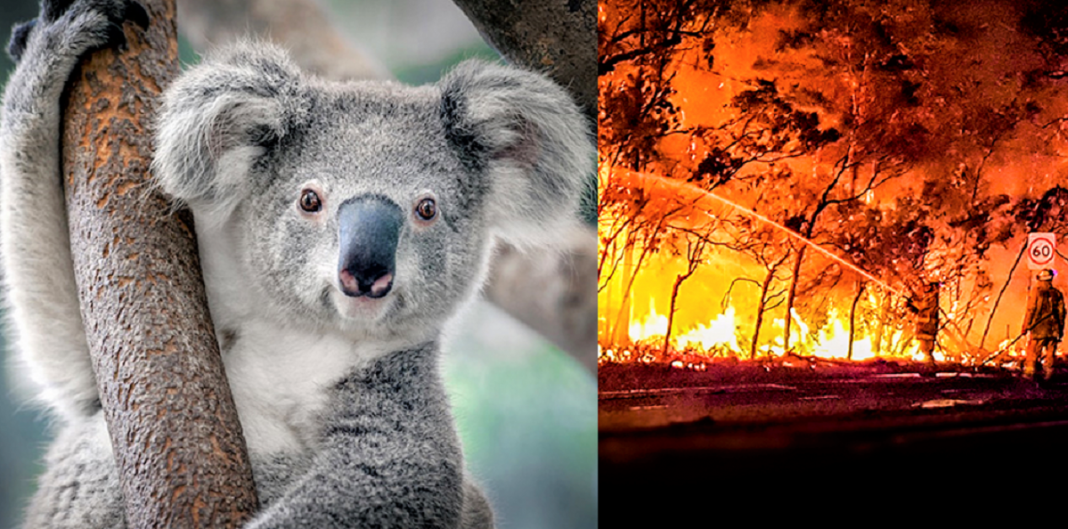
[337,195,401,298]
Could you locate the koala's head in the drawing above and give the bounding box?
[153,44,592,338]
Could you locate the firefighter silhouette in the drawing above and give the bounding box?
[1022,268,1066,381]
[907,281,940,366]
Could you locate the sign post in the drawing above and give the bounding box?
[1027,232,1057,271]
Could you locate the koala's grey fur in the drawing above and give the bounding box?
[0,1,592,528]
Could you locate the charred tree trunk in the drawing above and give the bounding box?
[847,282,865,361]
[783,245,806,354]
[782,155,849,355]
[61,1,257,526]
[751,268,777,360]
[609,239,635,348]
[663,276,683,356]
[663,267,700,356]
[663,236,707,356]
[178,0,598,373]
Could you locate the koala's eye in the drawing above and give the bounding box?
[415,198,437,221]
[300,189,322,213]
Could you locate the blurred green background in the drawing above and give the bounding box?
[0,1,596,528]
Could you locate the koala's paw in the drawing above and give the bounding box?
[18,0,148,65]
[6,19,37,62]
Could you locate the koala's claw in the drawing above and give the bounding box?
[124,2,150,30]
[44,0,146,26]
[32,0,150,60]
[8,0,148,63]
[103,21,128,52]
[102,1,150,52]
[82,0,150,47]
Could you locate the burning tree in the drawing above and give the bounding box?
[599,0,1068,367]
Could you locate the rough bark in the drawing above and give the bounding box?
[61,0,258,526]
[177,0,598,373]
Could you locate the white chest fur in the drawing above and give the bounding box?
[221,319,388,456]
[195,221,393,456]
[193,213,438,456]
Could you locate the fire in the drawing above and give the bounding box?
[597,1,1063,369]
[676,307,740,352]
[808,317,870,361]
[608,274,935,365]
[597,162,944,366]
[627,304,742,354]
[628,301,668,343]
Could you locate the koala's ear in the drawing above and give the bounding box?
[438,60,594,248]
[153,42,306,218]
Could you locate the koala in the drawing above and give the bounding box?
[0,1,592,528]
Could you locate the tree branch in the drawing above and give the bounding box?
[62,0,257,526]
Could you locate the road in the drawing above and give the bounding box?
[599,362,1068,522]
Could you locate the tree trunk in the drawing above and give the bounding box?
[751,268,777,360]
[178,0,599,373]
[783,246,806,354]
[663,275,685,356]
[484,232,597,373]
[847,282,865,361]
[61,1,258,526]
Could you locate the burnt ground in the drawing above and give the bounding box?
[599,359,1068,523]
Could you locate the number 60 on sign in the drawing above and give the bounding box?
[1028,232,1057,271]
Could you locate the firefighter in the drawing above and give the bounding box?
[1022,268,1066,382]
[907,281,940,367]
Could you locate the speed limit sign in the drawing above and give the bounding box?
[1027,232,1057,270]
